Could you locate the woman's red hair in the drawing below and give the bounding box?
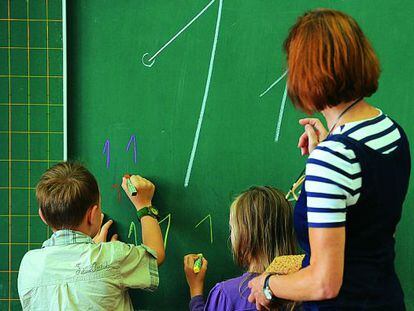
[284,9,380,113]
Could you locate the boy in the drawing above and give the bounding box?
[18,162,165,310]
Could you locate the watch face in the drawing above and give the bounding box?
[150,207,158,216]
[263,287,273,300]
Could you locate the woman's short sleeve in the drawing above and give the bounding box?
[305,140,362,228]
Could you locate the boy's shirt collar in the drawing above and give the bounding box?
[42,229,94,248]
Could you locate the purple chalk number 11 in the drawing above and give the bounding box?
[102,135,137,169]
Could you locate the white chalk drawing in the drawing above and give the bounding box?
[274,83,288,142]
[184,0,223,187]
[260,70,289,142]
[259,70,287,98]
[141,0,215,67]
[142,0,223,188]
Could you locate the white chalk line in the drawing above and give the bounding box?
[142,0,215,67]
[259,70,287,97]
[184,0,223,187]
[274,82,288,142]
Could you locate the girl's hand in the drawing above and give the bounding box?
[183,254,208,298]
[298,118,328,155]
[248,273,271,310]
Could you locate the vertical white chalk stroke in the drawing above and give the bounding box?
[275,83,288,142]
[184,0,223,187]
[142,0,215,67]
[259,70,287,97]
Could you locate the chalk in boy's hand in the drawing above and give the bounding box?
[184,254,208,298]
[121,174,155,210]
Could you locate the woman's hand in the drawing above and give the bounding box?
[183,254,208,298]
[298,118,328,155]
[248,273,271,310]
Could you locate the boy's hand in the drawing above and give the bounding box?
[93,213,118,243]
[122,175,155,210]
[183,254,208,298]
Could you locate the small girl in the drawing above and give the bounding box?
[184,186,297,311]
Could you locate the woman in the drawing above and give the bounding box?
[248,8,411,310]
[183,186,297,310]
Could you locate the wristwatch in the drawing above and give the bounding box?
[263,274,274,300]
[136,206,159,221]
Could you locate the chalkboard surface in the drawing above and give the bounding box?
[67,1,414,310]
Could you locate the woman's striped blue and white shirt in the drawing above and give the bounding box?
[305,110,401,228]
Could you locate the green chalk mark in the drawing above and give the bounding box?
[128,221,138,245]
[195,214,213,244]
[159,213,171,250]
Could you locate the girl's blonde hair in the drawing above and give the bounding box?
[229,186,296,273]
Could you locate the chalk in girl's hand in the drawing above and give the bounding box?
[193,254,203,273]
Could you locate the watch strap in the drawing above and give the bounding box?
[136,206,159,221]
[264,273,273,289]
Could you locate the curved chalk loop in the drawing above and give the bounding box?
[141,53,155,67]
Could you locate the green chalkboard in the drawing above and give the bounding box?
[0,0,65,310]
[67,1,414,310]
